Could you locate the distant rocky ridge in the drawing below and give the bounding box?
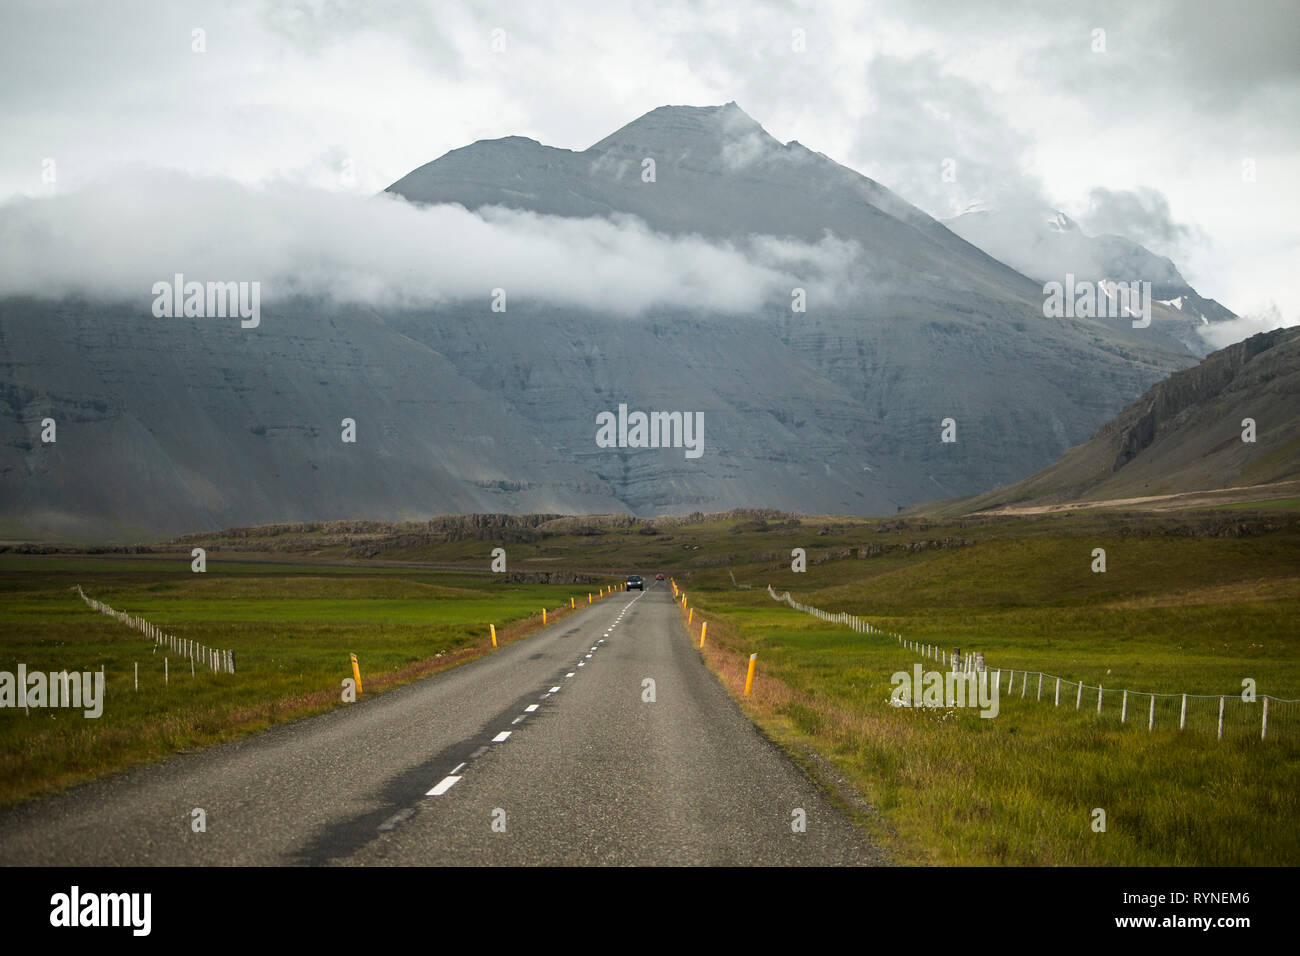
[944,207,1235,356]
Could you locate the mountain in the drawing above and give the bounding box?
[0,104,1201,540]
[945,206,1236,356]
[919,326,1300,514]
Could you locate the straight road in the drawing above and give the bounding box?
[0,584,882,865]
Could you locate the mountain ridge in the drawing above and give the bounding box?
[945,204,1236,356]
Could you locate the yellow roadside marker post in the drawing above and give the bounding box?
[588,593,592,604]
[350,653,363,694]
[744,653,757,696]
[571,597,575,608]
[688,608,694,625]
[700,622,707,648]
[490,624,497,647]
[543,608,547,625]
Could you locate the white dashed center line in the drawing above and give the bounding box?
[492,731,512,742]
[549,686,561,693]
[525,704,539,712]
[427,775,461,796]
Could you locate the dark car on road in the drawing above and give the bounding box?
[626,575,643,590]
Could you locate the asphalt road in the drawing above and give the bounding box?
[0,583,882,865]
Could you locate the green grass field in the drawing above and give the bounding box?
[0,555,616,805]
[672,516,1300,866]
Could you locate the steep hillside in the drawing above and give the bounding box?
[924,327,1300,514]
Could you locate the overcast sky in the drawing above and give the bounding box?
[2,0,1297,326]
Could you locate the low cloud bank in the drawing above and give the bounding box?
[1197,303,1296,350]
[0,168,862,315]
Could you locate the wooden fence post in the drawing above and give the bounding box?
[1180,694,1187,730]
[1262,697,1269,740]
[1055,677,1060,706]
[1121,690,1128,723]
[1148,694,1155,731]
[1076,682,1083,710]
[1217,696,1225,741]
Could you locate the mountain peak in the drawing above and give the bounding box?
[586,102,774,155]
[1046,210,1079,233]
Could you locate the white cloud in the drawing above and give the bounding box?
[1197,303,1295,351]
[0,168,862,316]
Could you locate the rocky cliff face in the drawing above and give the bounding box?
[932,327,1300,510]
[1101,330,1291,472]
[1,105,1200,540]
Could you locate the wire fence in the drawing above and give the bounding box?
[766,585,1295,741]
[75,585,236,674]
